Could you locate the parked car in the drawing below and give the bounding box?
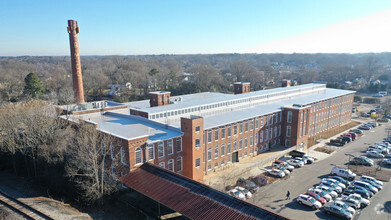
[319,181,343,193]
[351,181,378,194]
[249,176,269,186]
[286,159,304,168]
[307,188,332,202]
[347,185,373,198]
[328,200,356,215]
[330,167,356,181]
[341,133,356,140]
[328,175,351,186]
[267,169,285,178]
[289,150,314,164]
[343,188,370,199]
[304,191,326,205]
[323,205,353,220]
[228,188,245,200]
[272,160,294,172]
[366,122,377,127]
[366,150,385,158]
[330,139,345,146]
[315,185,338,198]
[322,178,346,189]
[360,179,382,191]
[368,145,389,154]
[339,136,352,143]
[360,175,383,186]
[378,118,390,122]
[382,158,391,165]
[289,150,306,158]
[296,194,322,209]
[336,197,360,210]
[279,167,291,175]
[236,177,259,193]
[348,132,357,140]
[358,125,371,130]
[350,129,363,134]
[350,156,374,166]
[342,193,370,208]
[235,186,252,199]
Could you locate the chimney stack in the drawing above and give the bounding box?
[234,82,250,94]
[149,91,171,107]
[67,20,85,103]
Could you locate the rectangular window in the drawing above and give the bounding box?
[265,115,268,126]
[269,115,273,125]
[207,148,212,161]
[195,158,200,168]
[228,125,232,137]
[260,130,263,143]
[227,142,232,154]
[250,134,254,146]
[300,126,303,137]
[274,126,277,138]
[195,138,201,148]
[221,127,226,139]
[265,129,268,140]
[110,143,114,160]
[285,140,291,147]
[287,111,292,123]
[177,157,182,171]
[245,120,249,132]
[240,122,243,134]
[275,113,278,123]
[234,123,238,135]
[167,139,173,155]
[239,138,243,150]
[269,129,272,140]
[279,112,282,122]
[159,162,165,168]
[221,143,225,156]
[286,126,291,137]
[214,128,219,141]
[195,126,201,132]
[208,130,212,143]
[278,125,281,136]
[168,159,174,171]
[214,145,219,159]
[233,140,238,151]
[176,137,182,152]
[245,136,248,148]
[148,144,155,161]
[250,119,254,130]
[255,117,259,129]
[261,116,264,127]
[255,133,258,144]
[158,142,164,158]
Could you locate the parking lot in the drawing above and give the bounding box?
[250,121,391,220]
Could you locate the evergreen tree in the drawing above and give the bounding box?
[24,72,44,98]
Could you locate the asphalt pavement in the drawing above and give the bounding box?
[254,122,391,220]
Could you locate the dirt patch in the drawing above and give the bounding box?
[348,165,391,182]
[314,147,335,154]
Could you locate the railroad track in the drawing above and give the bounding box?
[0,190,54,220]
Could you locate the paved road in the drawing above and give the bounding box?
[254,122,391,220]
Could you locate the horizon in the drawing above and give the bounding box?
[1,0,391,56]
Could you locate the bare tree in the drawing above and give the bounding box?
[65,122,120,206]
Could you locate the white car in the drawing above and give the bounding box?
[315,185,338,198]
[343,193,370,208]
[320,181,343,193]
[335,197,360,210]
[287,159,304,168]
[303,155,315,164]
[382,158,391,165]
[228,188,245,200]
[308,188,332,202]
[296,194,322,209]
[360,175,383,186]
[366,150,385,158]
[322,178,346,190]
[235,186,252,199]
[329,200,356,215]
[268,169,285,178]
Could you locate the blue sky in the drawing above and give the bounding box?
[1,0,391,56]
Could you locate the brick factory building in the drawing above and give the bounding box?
[63,82,354,182]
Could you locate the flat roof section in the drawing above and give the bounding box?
[120,163,290,220]
[75,112,183,142]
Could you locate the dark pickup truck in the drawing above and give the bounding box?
[330,139,345,146]
[289,150,306,158]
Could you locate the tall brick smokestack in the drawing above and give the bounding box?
[67,20,85,103]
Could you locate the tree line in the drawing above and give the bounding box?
[0,53,390,104]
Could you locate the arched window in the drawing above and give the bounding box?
[135,147,142,164]
[120,147,126,164]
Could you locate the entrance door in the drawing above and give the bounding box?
[232,152,239,163]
